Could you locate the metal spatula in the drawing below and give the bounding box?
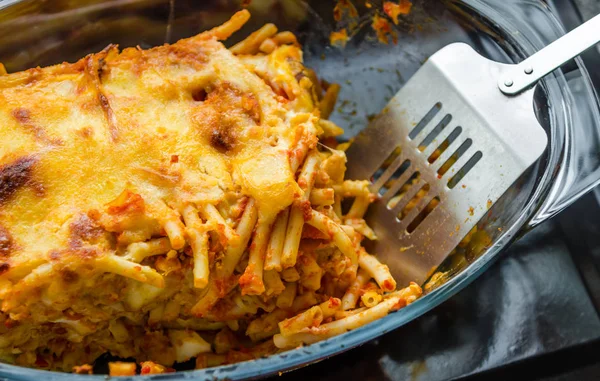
[345,14,600,287]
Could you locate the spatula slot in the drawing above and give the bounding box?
[448,151,483,189]
[437,138,472,177]
[428,126,462,164]
[408,102,442,140]
[418,114,452,151]
[385,172,420,209]
[406,196,440,234]
[371,147,402,184]
[398,183,430,221]
[378,159,412,196]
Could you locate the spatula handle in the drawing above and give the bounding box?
[498,13,600,95]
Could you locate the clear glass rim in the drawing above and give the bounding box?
[0,0,593,379]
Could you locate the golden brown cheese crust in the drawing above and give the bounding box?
[0,11,420,374]
[0,34,300,276]
[0,23,319,326]
[0,19,324,368]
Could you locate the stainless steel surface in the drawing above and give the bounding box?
[346,43,548,287]
[499,13,600,95]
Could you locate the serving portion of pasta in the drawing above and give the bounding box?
[0,10,421,374]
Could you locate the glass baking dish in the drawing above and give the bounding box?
[0,0,598,379]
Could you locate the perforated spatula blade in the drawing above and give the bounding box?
[345,14,600,287]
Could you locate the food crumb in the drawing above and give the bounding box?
[330,29,349,48]
[109,362,136,376]
[372,14,398,44]
[383,0,412,25]
[72,364,93,374]
[334,0,358,22]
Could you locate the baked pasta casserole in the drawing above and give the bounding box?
[0,10,421,374]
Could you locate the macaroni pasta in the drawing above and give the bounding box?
[0,10,422,374]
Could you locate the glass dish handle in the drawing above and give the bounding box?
[529,65,600,228]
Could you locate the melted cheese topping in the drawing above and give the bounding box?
[0,34,304,275]
[0,11,418,375]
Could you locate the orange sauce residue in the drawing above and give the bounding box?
[372,14,398,45]
[330,0,413,47]
[383,0,412,25]
[333,0,359,22]
[329,28,349,48]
